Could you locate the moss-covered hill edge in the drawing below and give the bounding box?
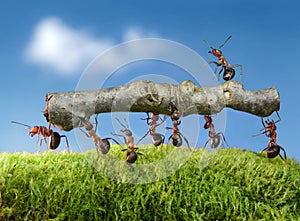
[0,147,299,221]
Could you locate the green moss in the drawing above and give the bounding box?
[0,148,299,220]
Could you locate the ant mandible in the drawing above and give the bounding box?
[137,112,166,147]
[165,111,190,150]
[254,111,287,160]
[203,115,229,149]
[112,118,143,164]
[79,115,120,154]
[11,121,70,153]
[203,35,242,82]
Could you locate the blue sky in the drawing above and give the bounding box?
[1,1,299,162]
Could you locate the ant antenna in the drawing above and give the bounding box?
[115,117,129,129]
[11,121,32,129]
[203,39,213,49]
[218,35,232,49]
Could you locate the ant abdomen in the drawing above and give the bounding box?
[172,134,183,147]
[49,132,61,150]
[265,144,282,159]
[126,151,138,164]
[210,136,221,148]
[223,67,235,81]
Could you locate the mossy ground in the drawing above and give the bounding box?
[0,147,299,220]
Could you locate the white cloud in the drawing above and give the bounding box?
[25,17,160,76]
[25,17,114,76]
[122,27,158,42]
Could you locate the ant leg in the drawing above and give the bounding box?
[60,135,70,153]
[178,132,191,150]
[280,146,287,160]
[38,137,43,154]
[274,111,281,124]
[166,135,173,152]
[204,139,209,149]
[94,114,99,133]
[106,137,123,148]
[79,127,90,137]
[111,133,127,145]
[217,132,229,147]
[207,61,220,79]
[217,68,223,81]
[231,64,242,83]
[140,112,151,125]
[136,130,150,145]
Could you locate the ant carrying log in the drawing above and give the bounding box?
[112,118,143,164]
[80,115,120,155]
[203,35,242,82]
[165,111,190,150]
[203,115,229,149]
[11,121,70,153]
[137,112,166,147]
[253,111,287,160]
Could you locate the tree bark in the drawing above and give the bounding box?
[43,80,280,131]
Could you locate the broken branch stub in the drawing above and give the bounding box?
[43,80,280,131]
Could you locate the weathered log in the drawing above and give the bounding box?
[43,80,280,131]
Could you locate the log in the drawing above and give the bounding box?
[42,80,280,131]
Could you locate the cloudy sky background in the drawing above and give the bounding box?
[1,1,299,161]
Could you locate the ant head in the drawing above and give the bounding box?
[29,126,39,136]
[204,115,212,122]
[121,129,132,137]
[203,115,212,129]
[84,122,94,131]
[152,113,160,121]
[171,111,181,121]
[209,49,222,57]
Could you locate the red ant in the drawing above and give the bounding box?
[79,115,120,154]
[11,121,70,153]
[203,115,229,148]
[112,118,143,164]
[254,112,286,160]
[165,111,190,150]
[203,35,242,82]
[137,112,166,147]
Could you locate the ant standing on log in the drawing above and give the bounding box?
[203,35,242,82]
[11,121,70,153]
[80,115,120,155]
[165,111,190,150]
[112,118,143,164]
[253,111,287,160]
[137,112,166,147]
[203,115,229,149]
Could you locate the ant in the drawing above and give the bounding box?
[11,121,70,153]
[165,111,190,150]
[254,111,287,160]
[203,35,242,82]
[79,115,120,154]
[203,115,229,149]
[137,112,166,147]
[112,118,143,164]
